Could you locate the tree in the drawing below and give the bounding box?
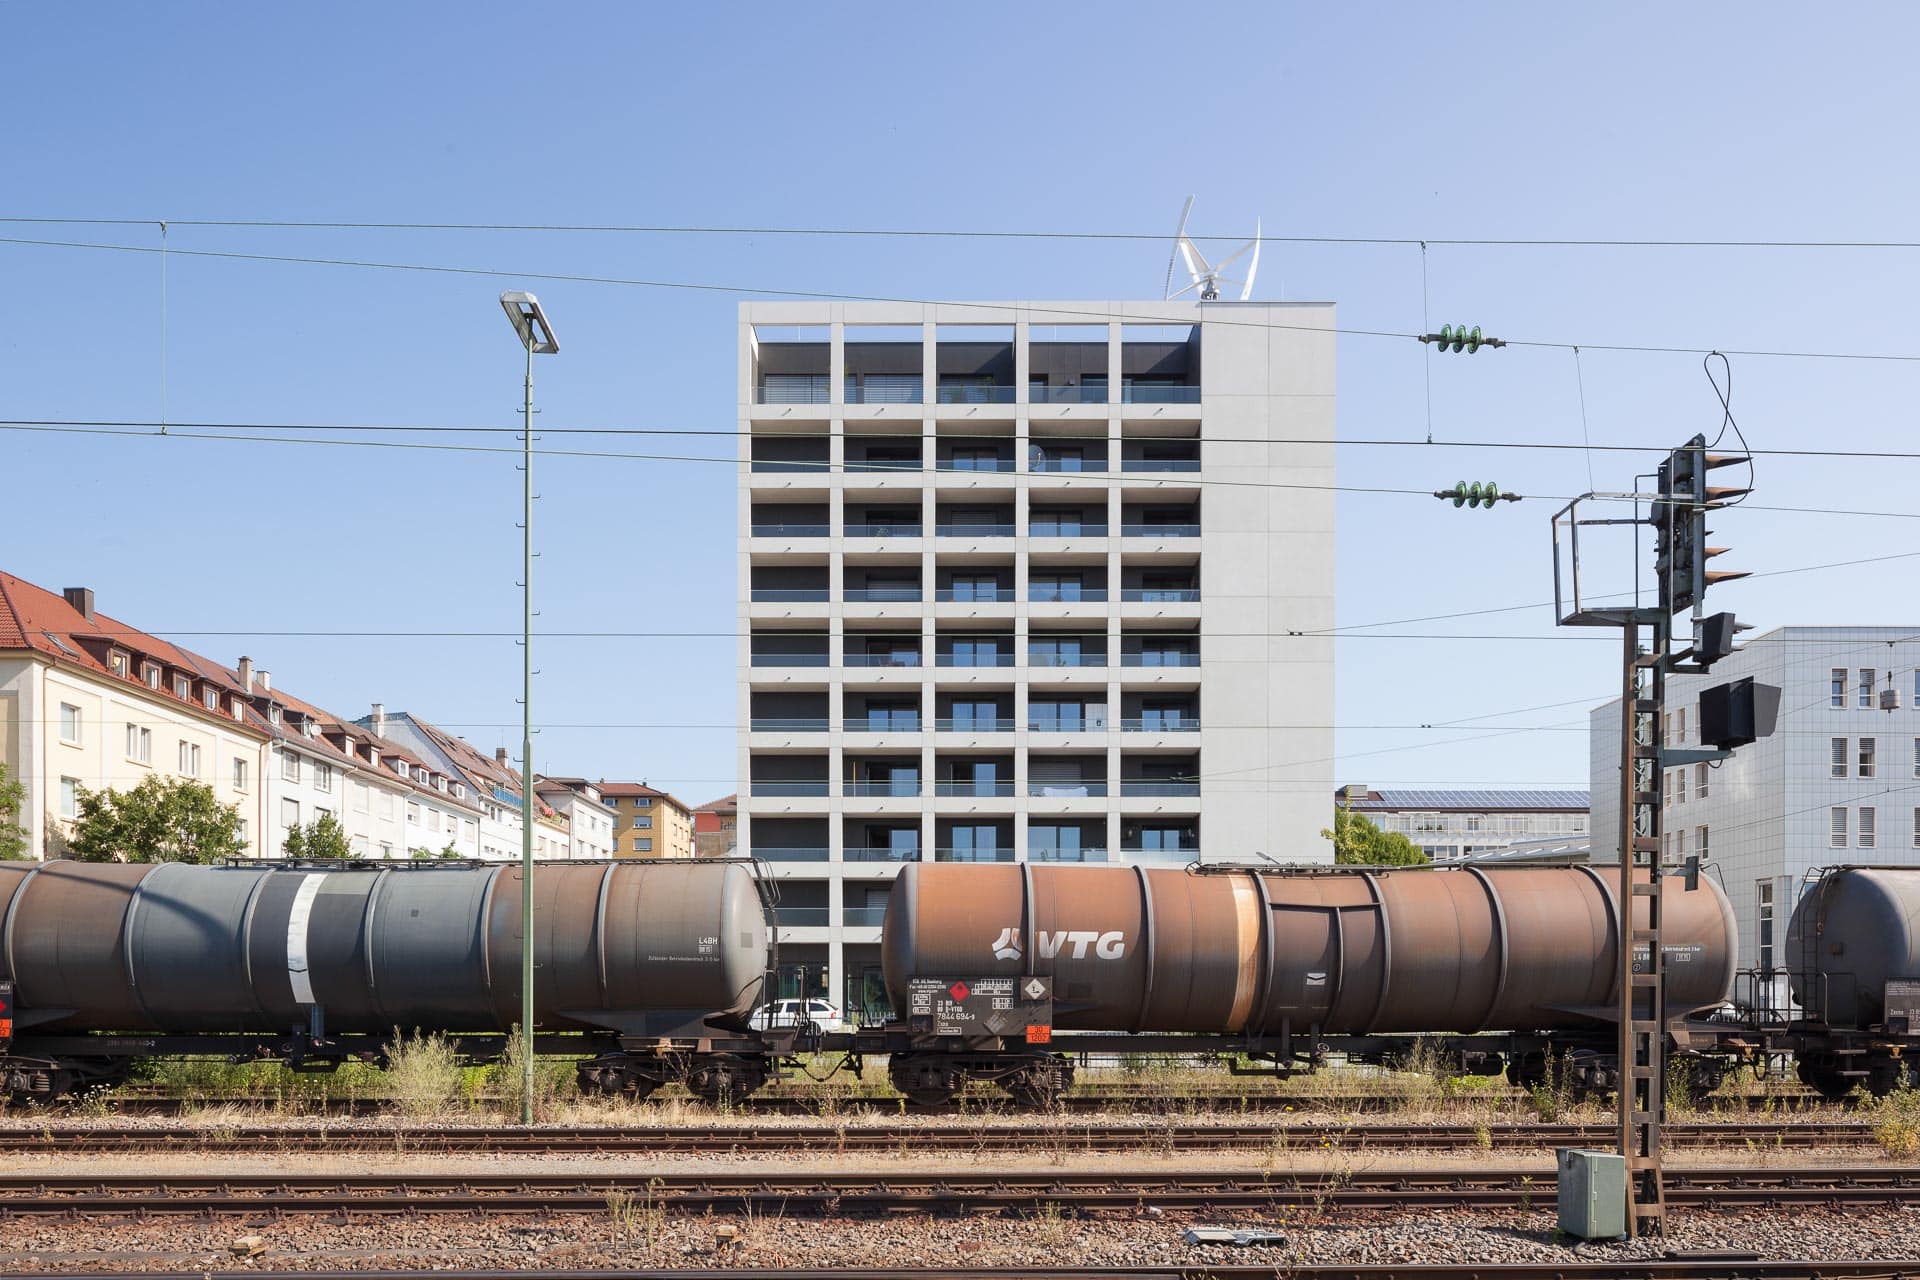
[68,775,247,864]
[0,761,27,860]
[1322,805,1429,867]
[283,811,351,860]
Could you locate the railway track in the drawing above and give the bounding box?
[0,1166,1913,1217]
[0,1119,1883,1154]
[13,1267,1920,1280]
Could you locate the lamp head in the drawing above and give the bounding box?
[499,291,559,354]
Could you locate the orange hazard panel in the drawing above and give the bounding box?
[1025,1025,1052,1044]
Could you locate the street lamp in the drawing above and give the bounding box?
[499,290,558,1125]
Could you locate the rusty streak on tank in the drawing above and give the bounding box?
[882,863,1737,1035]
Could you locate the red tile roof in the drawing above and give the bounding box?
[598,780,690,810]
[693,793,738,815]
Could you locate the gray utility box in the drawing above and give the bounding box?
[1557,1148,1627,1240]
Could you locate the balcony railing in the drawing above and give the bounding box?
[843,653,923,668]
[1029,847,1110,863]
[750,460,832,474]
[843,906,889,927]
[936,652,1015,668]
[935,780,1015,797]
[1123,588,1200,602]
[844,523,922,538]
[750,717,831,732]
[1119,717,1200,732]
[1121,384,1201,404]
[1122,523,1201,538]
[750,781,830,797]
[941,457,1015,473]
[1030,385,1109,404]
[1029,588,1108,603]
[1029,782,1108,798]
[1027,718,1106,733]
[844,846,923,863]
[1121,780,1201,797]
[1122,457,1201,473]
[1029,524,1108,538]
[751,588,830,603]
[752,846,830,862]
[936,587,1014,602]
[934,717,1013,732]
[844,459,922,474]
[845,780,923,798]
[750,653,831,668]
[1122,652,1201,668]
[850,717,921,733]
[936,383,1016,404]
[844,587,923,603]
[1119,847,1200,865]
[936,523,1015,537]
[774,906,831,927]
[750,523,830,537]
[1028,653,1107,668]
[846,380,923,405]
[756,382,830,405]
[1029,457,1107,473]
[935,847,1015,862]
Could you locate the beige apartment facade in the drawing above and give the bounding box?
[599,781,694,858]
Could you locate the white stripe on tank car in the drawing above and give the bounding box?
[285,873,327,1006]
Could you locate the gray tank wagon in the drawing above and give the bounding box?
[874,862,1738,1104]
[0,859,775,1103]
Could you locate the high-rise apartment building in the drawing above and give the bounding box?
[737,302,1336,1009]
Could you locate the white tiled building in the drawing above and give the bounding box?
[736,300,1337,1010]
[1336,785,1590,861]
[1591,626,1920,994]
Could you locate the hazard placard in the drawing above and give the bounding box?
[908,976,1052,1039]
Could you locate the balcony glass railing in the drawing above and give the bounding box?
[845,846,923,863]
[934,717,1013,732]
[1119,717,1200,732]
[750,523,830,537]
[1029,524,1108,538]
[936,652,1015,668]
[1029,782,1108,798]
[1121,780,1201,797]
[935,780,1015,797]
[846,380,923,405]
[1122,523,1201,538]
[851,717,921,733]
[774,906,832,926]
[936,587,1014,602]
[752,846,830,862]
[1122,652,1201,668]
[1123,588,1200,602]
[1029,588,1108,603]
[1120,847,1200,865]
[936,383,1017,404]
[936,847,1015,862]
[1122,457,1201,473]
[756,382,830,405]
[1029,457,1107,473]
[936,523,1015,537]
[843,906,889,927]
[1029,847,1110,863]
[845,780,923,798]
[844,587,923,603]
[1030,385,1109,405]
[1027,718,1105,733]
[751,588,830,603]
[750,717,831,732]
[750,653,831,667]
[751,781,830,797]
[750,460,832,473]
[1027,652,1107,668]
[1121,384,1201,404]
[942,456,1016,473]
[844,459,922,474]
[844,524,922,538]
[843,653,923,668]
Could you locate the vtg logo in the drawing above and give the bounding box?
[989,927,1126,961]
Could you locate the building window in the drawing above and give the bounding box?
[634,797,653,809]
[1861,807,1877,849]
[108,650,129,677]
[1695,763,1709,799]
[406,800,421,823]
[1757,881,1775,974]
[236,817,248,845]
[1831,806,1849,848]
[1696,825,1709,860]
[58,703,81,744]
[282,798,300,827]
[202,687,219,710]
[1677,707,1687,743]
[380,842,393,859]
[1831,738,1848,779]
[1674,828,1687,856]
[1913,808,1920,848]
[634,836,653,852]
[1673,771,1686,806]
[173,674,191,700]
[1860,669,1876,709]
[234,758,249,791]
[314,762,334,793]
[352,781,369,812]
[282,754,301,783]
[177,741,201,776]
[632,815,653,829]
[1914,738,1920,779]
[1860,737,1877,779]
[58,776,79,819]
[125,723,151,764]
[1831,668,1847,708]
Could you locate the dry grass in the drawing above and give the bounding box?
[380,1031,464,1119]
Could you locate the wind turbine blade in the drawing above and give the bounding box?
[1240,221,1262,301]
[1165,195,1197,300]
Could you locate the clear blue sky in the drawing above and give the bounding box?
[5,4,1918,810]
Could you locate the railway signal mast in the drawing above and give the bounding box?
[1551,425,1767,1237]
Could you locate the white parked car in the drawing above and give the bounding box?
[749,997,847,1033]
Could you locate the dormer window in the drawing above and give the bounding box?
[230,696,245,720]
[268,705,282,725]
[451,783,467,800]
[303,720,319,739]
[413,766,429,784]
[434,776,447,792]
[203,687,219,710]
[367,747,381,768]
[108,650,130,678]
[139,661,159,687]
[392,758,409,777]
[173,674,191,700]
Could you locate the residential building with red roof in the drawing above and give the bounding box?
[597,781,694,858]
[692,793,737,857]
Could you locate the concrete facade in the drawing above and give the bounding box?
[1590,626,1920,998]
[1337,786,1591,861]
[737,300,1336,1008]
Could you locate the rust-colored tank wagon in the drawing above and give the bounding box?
[883,862,1736,1036]
[0,859,769,1100]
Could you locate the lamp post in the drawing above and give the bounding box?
[499,290,558,1125]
